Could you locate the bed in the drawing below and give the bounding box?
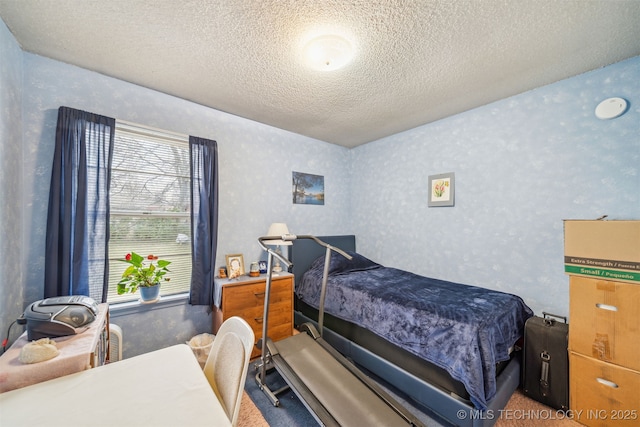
[291,235,533,427]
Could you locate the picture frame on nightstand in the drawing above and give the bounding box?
[225,254,245,279]
[258,261,268,274]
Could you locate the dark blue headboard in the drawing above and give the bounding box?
[290,235,356,288]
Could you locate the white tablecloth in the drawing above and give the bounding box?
[0,303,109,393]
[0,344,231,427]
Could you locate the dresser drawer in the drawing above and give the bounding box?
[222,280,292,312]
[570,352,640,427]
[214,274,294,358]
[238,303,292,335]
[569,276,640,371]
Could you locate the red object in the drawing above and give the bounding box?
[125,253,132,261]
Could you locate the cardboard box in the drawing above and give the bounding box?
[570,351,640,427]
[569,276,640,371]
[564,220,640,284]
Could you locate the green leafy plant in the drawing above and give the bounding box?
[117,252,171,295]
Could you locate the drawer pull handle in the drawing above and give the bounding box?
[254,292,265,298]
[596,378,618,388]
[254,317,263,323]
[595,303,617,312]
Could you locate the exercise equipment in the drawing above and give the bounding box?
[254,234,425,427]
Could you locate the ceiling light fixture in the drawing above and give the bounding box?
[304,35,353,71]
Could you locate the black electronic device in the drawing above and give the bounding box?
[22,296,99,340]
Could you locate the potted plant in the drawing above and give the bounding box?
[117,252,171,302]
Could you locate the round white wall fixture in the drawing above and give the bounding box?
[595,97,628,120]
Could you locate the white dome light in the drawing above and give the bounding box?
[304,35,353,71]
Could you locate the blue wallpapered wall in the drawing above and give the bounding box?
[0,17,25,341]
[0,18,352,355]
[351,57,639,316]
[1,16,638,356]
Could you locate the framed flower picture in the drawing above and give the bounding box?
[428,172,455,207]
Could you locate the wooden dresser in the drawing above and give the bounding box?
[564,220,639,426]
[213,273,293,358]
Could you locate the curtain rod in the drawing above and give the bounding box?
[116,119,189,143]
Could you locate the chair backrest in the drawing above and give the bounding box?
[203,316,255,427]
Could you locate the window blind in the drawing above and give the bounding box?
[107,122,192,303]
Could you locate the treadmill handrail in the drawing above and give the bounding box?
[257,234,352,343]
[257,234,352,262]
[256,234,352,404]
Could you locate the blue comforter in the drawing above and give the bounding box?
[296,252,533,410]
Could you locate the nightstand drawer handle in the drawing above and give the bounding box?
[596,378,618,388]
[254,292,265,298]
[254,317,263,323]
[595,303,617,312]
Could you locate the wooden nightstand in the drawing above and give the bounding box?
[213,273,293,358]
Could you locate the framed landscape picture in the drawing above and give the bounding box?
[292,171,324,205]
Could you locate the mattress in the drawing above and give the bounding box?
[296,251,533,409]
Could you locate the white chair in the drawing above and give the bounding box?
[203,316,255,427]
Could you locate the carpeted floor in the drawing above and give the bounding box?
[242,360,318,426]
[495,391,580,427]
[238,360,581,427]
[238,391,269,427]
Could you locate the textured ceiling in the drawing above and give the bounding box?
[1,0,639,148]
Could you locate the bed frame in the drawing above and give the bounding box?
[290,235,520,427]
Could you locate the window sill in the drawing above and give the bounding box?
[108,293,190,317]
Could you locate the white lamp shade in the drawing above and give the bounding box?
[264,223,292,246]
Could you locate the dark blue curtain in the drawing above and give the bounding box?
[44,106,115,302]
[189,136,219,305]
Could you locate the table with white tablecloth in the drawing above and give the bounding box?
[0,344,231,427]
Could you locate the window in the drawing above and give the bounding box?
[107,122,191,303]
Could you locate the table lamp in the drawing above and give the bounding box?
[264,223,292,274]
